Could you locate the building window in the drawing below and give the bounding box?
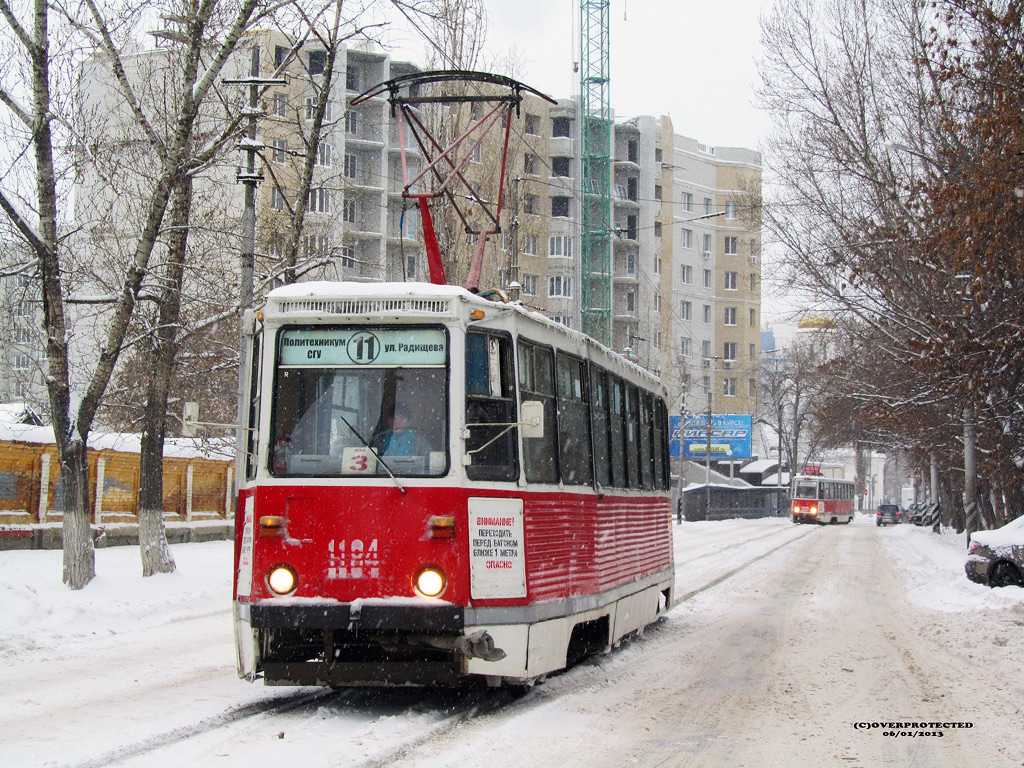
[306,97,333,121]
[654,221,662,238]
[626,290,636,314]
[725,236,738,255]
[723,377,737,397]
[344,110,358,134]
[552,117,572,137]
[308,187,331,213]
[724,342,737,362]
[15,327,31,344]
[681,228,692,249]
[681,264,692,284]
[680,301,692,321]
[653,293,660,312]
[272,138,287,163]
[655,331,662,349]
[702,339,712,358]
[703,304,711,324]
[551,156,571,177]
[626,253,636,276]
[274,45,289,70]
[345,65,359,90]
[344,153,357,179]
[551,196,570,218]
[522,234,538,255]
[655,257,661,274]
[704,197,713,215]
[749,378,757,397]
[304,234,330,259]
[524,195,538,215]
[271,186,286,211]
[680,337,691,356]
[342,198,356,223]
[340,246,356,268]
[524,153,537,174]
[749,343,756,362]
[548,275,573,297]
[655,185,662,200]
[681,192,693,212]
[724,271,737,290]
[750,308,757,327]
[750,273,757,292]
[725,201,738,219]
[522,274,538,296]
[406,254,417,278]
[524,113,540,135]
[273,93,287,118]
[702,233,712,255]
[309,50,326,75]
[14,353,30,372]
[724,307,737,326]
[315,142,332,167]
[655,148,663,162]
[703,268,712,288]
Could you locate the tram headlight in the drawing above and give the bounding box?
[415,566,447,598]
[267,564,298,595]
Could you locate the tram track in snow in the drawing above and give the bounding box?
[60,524,817,768]
[59,687,341,768]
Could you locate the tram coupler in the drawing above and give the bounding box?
[408,630,507,661]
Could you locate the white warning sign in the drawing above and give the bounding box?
[468,497,526,600]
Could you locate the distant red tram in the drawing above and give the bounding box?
[790,474,855,525]
[232,282,675,686]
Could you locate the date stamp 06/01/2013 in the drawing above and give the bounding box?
[853,722,974,739]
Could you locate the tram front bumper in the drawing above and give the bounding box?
[247,600,464,633]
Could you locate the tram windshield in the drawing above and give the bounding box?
[269,326,449,477]
[794,480,820,499]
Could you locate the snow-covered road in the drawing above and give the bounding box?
[2,516,1022,767]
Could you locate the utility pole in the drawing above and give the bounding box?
[964,403,978,546]
[223,46,286,487]
[509,176,521,301]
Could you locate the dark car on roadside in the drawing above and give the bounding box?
[908,504,925,525]
[876,503,902,526]
[965,515,1024,588]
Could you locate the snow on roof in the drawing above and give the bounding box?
[0,403,232,461]
[740,459,779,474]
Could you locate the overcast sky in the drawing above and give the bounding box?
[384,0,774,151]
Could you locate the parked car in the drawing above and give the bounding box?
[965,516,1024,588]
[908,504,925,525]
[876,503,902,526]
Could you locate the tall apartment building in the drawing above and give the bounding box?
[4,40,761,435]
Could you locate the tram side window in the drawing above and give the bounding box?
[639,392,654,490]
[465,332,518,481]
[609,376,626,487]
[556,353,593,485]
[517,340,558,483]
[625,384,641,488]
[590,367,611,487]
[653,396,668,490]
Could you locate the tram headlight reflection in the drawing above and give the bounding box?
[415,566,447,598]
[267,564,298,595]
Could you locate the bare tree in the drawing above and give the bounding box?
[0,0,271,588]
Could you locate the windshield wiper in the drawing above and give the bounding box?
[335,413,406,494]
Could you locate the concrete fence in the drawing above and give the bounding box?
[0,439,235,549]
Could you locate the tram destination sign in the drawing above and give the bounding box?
[279,328,447,366]
[670,414,752,460]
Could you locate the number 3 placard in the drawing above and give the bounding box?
[341,446,378,474]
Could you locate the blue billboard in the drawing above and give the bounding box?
[670,414,752,460]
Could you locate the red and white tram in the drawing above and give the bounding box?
[233,281,675,687]
[789,474,855,524]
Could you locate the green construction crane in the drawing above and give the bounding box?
[580,0,613,346]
